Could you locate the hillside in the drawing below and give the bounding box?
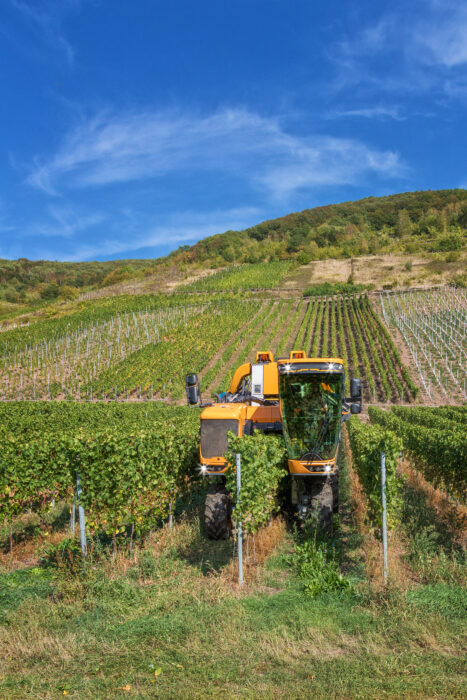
[169,189,467,266]
[1,190,466,318]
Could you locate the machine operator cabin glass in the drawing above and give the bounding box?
[279,372,343,461]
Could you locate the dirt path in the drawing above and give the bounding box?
[343,429,420,589]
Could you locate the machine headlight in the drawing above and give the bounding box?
[324,464,332,473]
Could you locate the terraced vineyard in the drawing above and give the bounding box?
[380,287,467,402]
[0,292,417,403]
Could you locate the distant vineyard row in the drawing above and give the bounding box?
[0,294,418,403]
[380,287,467,402]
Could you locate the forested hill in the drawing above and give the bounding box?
[169,189,467,266]
[1,189,466,307]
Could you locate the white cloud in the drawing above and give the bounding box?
[414,2,467,68]
[331,1,467,99]
[257,137,403,199]
[27,107,404,200]
[328,106,404,121]
[0,206,262,261]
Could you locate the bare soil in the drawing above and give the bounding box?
[283,251,467,291]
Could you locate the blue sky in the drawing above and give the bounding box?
[0,0,466,262]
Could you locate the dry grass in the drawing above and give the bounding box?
[257,626,363,662]
[228,518,287,589]
[0,528,64,572]
[284,251,467,291]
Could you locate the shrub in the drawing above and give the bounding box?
[225,431,286,534]
[303,282,368,297]
[290,537,350,597]
[433,233,463,252]
[41,283,60,300]
[296,251,312,265]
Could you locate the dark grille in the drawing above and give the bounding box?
[200,419,238,459]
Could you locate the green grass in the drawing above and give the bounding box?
[0,449,465,698]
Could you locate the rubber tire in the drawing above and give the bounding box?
[330,471,339,513]
[204,485,231,540]
[311,478,334,531]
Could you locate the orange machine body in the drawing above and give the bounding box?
[199,351,346,476]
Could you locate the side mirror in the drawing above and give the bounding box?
[350,378,362,401]
[185,373,199,405]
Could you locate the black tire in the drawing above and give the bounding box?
[204,485,231,540]
[330,471,339,513]
[311,478,333,531]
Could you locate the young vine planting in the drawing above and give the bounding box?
[380,287,466,402]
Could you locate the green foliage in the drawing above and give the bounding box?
[224,431,286,534]
[170,189,467,267]
[347,417,404,529]
[2,190,466,309]
[0,403,200,536]
[432,232,463,252]
[368,406,466,499]
[290,537,350,597]
[303,282,368,297]
[40,283,60,300]
[40,537,84,574]
[101,266,133,287]
[0,257,150,305]
[185,262,291,291]
[296,251,312,265]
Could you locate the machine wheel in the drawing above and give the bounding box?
[311,478,333,531]
[330,471,339,513]
[204,485,231,540]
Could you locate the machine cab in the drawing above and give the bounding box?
[277,355,347,475]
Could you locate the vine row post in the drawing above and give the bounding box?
[76,472,87,557]
[236,452,243,586]
[381,452,388,582]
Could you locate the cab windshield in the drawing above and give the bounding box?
[279,372,343,461]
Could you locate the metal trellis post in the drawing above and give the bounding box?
[381,452,388,582]
[236,453,243,586]
[76,473,87,556]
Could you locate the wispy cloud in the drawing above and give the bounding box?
[11,0,81,65]
[414,1,467,68]
[1,206,262,261]
[34,204,106,238]
[63,207,263,262]
[330,0,467,101]
[328,106,405,121]
[27,107,405,199]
